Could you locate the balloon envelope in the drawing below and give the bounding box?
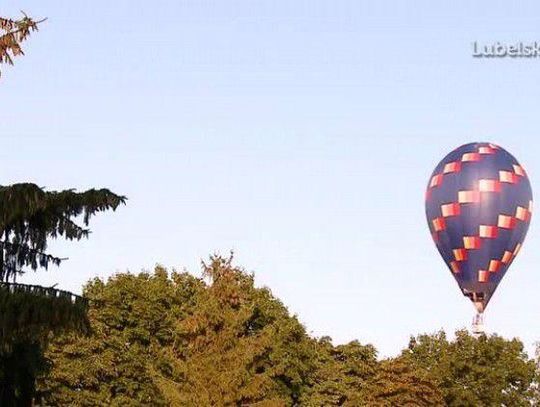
[425,142,532,312]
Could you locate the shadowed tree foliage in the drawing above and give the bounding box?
[402,330,538,406]
[0,183,125,406]
[0,13,42,77]
[0,284,88,347]
[2,14,126,403]
[0,183,126,282]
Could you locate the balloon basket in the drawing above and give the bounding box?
[471,313,484,336]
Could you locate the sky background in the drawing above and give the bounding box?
[2,1,540,357]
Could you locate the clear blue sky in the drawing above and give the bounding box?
[2,1,540,357]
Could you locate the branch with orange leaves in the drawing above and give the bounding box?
[0,12,46,77]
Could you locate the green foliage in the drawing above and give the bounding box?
[39,267,200,406]
[0,340,47,405]
[37,257,540,405]
[403,330,538,406]
[362,358,443,406]
[0,183,126,281]
[0,284,88,348]
[158,255,316,405]
[301,337,442,406]
[0,182,125,404]
[300,337,378,405]
[39,256,320,405]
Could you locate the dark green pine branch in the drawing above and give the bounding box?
[0,183,126,282]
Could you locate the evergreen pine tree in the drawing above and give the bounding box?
[0,183,125,406]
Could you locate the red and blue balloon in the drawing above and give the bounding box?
[426,142,532,313]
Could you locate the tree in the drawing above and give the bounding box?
[38,254,540,405]
[402,330,538,406]
[39,256,319,405]
[158,255,316,405]
[0,183,125,406]
[361,358,443,406]
[0,183,126,283]
[39,267,202,406]
[531,342,540,404]
[0,13,43,78]
[300,337,378,405]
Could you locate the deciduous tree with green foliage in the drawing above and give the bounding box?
[39,267,199,406]
[159,255,317,406]
[39,256,320,405]
[300,337,443,406]
[361,357,443,406]
[299,337,378,405]
[402,330,539,406]
[38,256,540,406]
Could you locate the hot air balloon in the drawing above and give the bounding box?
[425,142,532,333]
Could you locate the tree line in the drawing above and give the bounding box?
[33,255,539,406]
